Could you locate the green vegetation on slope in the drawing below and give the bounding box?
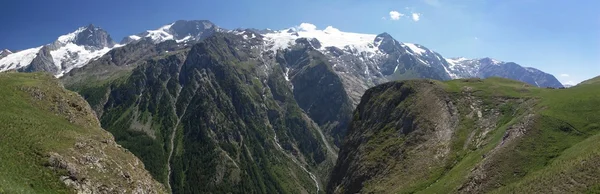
[0,72,165,193]
[329,76,600,193]
[421,77,600,193]
[66,33,339,193]
[0,73,74,193]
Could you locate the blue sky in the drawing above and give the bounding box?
[1,0,598,84]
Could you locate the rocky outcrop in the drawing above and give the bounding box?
[21,46,58,74]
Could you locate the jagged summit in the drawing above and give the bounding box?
[54,24,115,48]
[0,49,11,59]
[0,49,12,55]
[120,20,222,44]
[478,57,503,65]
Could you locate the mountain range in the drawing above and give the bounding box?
[1,20,590,193]
[1,21,563,89]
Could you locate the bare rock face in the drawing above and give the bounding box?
[21,46,59,74]
[73,24,116,48]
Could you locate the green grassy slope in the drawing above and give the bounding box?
[417,77,600,193]
[0,72,165,193]
[329,76,600,193]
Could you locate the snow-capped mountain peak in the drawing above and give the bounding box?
[56,27,87,45]
[0,49,12,54]
[145,23,175,43]
[121,20,222,44]
[263,23,381,55]
[0,24,119,77]
[0,47,42,71]
[478,57,503,65]
[0,49,12,59]
[443,57,563,88]
[54,24,115,48]
[0,19,565,90]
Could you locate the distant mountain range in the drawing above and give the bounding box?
[446,57,564,88]
[1,21,563,88]
[0,20,583,193]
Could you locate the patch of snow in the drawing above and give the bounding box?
[56,27,86,45]
[525,67,538,73]
[284,67,290,81]
[234,30,245,35]
[416,57,429,66]
[445,57,470,69]
[403,43,426,55]
[128,35,141,40]
[176,35,192,43]
[51,43,122,77]
[263,23,380,55]
[146,23,175,43]
[490,58,502,65]
[393,56,401,73]
[441,62,458,79]
[0,47,42,72]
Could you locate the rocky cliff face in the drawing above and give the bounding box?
[328,77,600,193]
[72,24,116,48]
[0,72,165,193]
[23,46,58,73]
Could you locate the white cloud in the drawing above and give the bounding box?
[562,80,577,86]
[411,13,421,21]
[560,74,570,77]
[297,23,317,31]
[389,11,404,20]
